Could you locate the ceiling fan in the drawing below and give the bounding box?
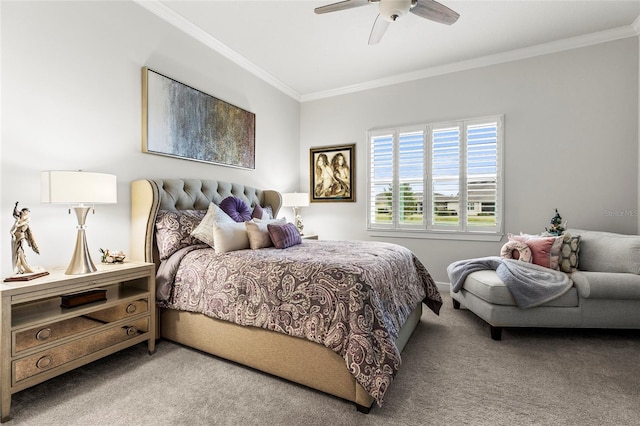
[314,0,460,45]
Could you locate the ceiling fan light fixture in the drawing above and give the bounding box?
[379,0,412,22]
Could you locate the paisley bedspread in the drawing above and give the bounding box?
[158,239,442,405]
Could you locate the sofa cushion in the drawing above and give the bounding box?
[568,229,640,274]
[571,271,640,300]
[461,270,578,307]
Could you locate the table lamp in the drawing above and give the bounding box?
[281,192,309,235]
[41,171,117,274]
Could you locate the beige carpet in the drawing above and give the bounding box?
[10,294,640,425]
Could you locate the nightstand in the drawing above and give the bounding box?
[0,261,155,422]
[301,234,318,240]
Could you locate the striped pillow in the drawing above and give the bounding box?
[267,222,302,249]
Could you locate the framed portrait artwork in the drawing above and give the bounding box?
[142,67,255,169]
[310,144,355,202]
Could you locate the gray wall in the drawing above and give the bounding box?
[2,2,638,283]
[300,38,639,283]
[1,1,300,275]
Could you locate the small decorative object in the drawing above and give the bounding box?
[60,289,107,308]
[545,209,566,236]
[6,201,48,281]
[100,248,126,264]
[310,144,355,202]
[281,193,309,235]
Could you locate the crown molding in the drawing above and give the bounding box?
[134,1,639,104]
[133,0,302,101]
[301,24,640,102]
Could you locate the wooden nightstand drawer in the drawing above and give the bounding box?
[13,318,149,384]
[13,298,149,355]
[14,316,103,355]
[84,298,149,323]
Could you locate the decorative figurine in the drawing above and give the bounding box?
[545,208,566,236]
[10,202,42,275]
[294,214,304,235]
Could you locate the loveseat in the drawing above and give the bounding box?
[449,229,640,340]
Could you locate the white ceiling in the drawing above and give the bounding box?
[139,1,640,101]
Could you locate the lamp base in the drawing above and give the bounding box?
[65,207,97,275]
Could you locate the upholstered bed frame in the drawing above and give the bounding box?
[130,178,422,412]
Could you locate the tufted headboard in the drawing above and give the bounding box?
[130,179,282,267]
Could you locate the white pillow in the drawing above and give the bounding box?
[246,220,272,249]
[213,221,250,253]
[253,217,286,225]
[191,202,234,247]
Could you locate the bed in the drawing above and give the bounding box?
[130,178,442,412]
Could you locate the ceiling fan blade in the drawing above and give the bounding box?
[368,14,391,45]
[314,0,370,14]
[410,0,459,25]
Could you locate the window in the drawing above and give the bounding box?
[368,115,503,239]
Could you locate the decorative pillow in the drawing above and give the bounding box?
[246,220,273,249]
[500,241,532,263]
[267,222,302,249]
[212,221,250,253]
[155,210,206,261]
[191,203,234,247]
[251,203,265,220]
[253,217,286,224]
[219,196,252,223]
[263,205,274,220]
[508,233,563,270]
[245,218,286,249]
[559,233,581,273]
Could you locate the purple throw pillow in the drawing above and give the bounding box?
[219,196,252,222]
[251,203,264,220]
[267,222,302,249]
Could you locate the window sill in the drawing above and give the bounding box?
[368,229,504,242]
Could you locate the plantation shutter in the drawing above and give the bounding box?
[367,115,503,237]
[369,132,394,226]
[430,125,461,230]
[466,121,499,231]
[398,130,425,226]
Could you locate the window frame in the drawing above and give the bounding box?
[367,115,504,242]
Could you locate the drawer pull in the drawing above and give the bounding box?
[35,328,52,341]
[126,327,138,336]
[36,356,52,370]
[125,303,137,314]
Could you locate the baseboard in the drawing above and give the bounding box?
[435,281,451,292]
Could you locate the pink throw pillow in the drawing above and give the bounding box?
[508,233,563,270]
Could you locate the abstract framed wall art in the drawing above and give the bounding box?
[309,144,355,202]
[142,67,255,169]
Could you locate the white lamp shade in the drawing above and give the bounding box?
[281,192,309,208]
[41,171,117,204]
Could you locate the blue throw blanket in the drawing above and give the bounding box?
[448,256,573,308]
